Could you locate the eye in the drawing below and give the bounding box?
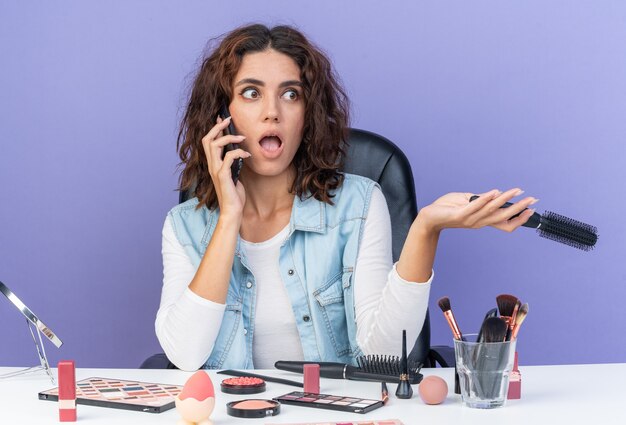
[241,88,259,99]
[281,89,300,101]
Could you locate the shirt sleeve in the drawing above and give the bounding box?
[354,186,433,356]
[154,216,226,371]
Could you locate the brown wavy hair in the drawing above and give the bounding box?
[177,24,350,209]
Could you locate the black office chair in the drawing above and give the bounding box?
[141,128,454,369]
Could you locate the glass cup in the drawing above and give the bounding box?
[454,334,516,409]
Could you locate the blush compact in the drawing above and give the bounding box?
[220,376,266,394]
[226,399,280,418]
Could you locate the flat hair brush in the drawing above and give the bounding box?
[275,357,423,384]
[469,195,598,251]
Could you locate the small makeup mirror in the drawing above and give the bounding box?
[0,280,63,383]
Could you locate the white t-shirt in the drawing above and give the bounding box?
[155,187,432,371]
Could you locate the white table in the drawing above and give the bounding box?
[1,364,625,424]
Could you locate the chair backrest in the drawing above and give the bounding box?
[343,128,417,261]
[341,128,430,365]
[180,128,431,365]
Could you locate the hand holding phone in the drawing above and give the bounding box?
[220,105,244,184]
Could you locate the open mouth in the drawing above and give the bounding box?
[258,135,283,153]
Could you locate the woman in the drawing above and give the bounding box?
[155,24,536,371]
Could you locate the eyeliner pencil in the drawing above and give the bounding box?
[381,382,389,405]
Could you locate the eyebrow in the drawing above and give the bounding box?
[234,78,303,88]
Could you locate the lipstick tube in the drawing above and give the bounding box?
[303,363,320,394]
[58,360,76,422]
[507,352,521,399]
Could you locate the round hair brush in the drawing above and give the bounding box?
[469,196,598,251]
[532,211,597,251]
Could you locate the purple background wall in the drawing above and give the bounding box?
[1,1,624,368]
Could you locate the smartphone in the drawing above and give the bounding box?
[220,104,244,184]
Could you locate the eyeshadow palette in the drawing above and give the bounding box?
[38,377,183,413]
[273,391,384,414]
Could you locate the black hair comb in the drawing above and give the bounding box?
[275,357,423,384]
[469,195,598,251]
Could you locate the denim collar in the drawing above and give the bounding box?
[199,194,327,257]
[289,194,327,235]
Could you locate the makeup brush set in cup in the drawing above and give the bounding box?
[438,294,529,409]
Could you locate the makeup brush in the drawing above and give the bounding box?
[511,303,529,340]
[473,306,500,396]
[469,195,598,251]
[478,317,509,343]
[477,317,511,398]
[395,330,413,399]
[496,294,519,340]
[508,300,521,340]
[381,382,389,405]
[437,296,463,340]
[437,295,464,396]
[471,317,510,399]
[476,308,499,343]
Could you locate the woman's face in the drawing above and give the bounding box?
[228,48,305,179]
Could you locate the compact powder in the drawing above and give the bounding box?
[233,400,275,409]
[226,399,280,418]
[221,377,266,395]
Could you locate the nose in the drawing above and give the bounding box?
[263,97,279,122]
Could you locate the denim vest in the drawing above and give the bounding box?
[167,174,378,369]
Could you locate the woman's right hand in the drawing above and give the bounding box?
[201,116,251,220]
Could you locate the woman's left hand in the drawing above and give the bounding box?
[396,188,538,283]
[416,188,538,234]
